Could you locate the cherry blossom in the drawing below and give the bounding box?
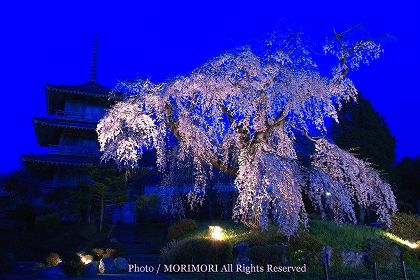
[97,28,396,236]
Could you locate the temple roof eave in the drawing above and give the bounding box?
[21,154,99,166]
[34,117,98,131]
[45,82,123,114]
[45,83,122,99]
[33,117,97,146]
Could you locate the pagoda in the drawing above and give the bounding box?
[22,38,122,192]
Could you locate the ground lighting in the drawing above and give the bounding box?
[209,226,224,241]
[77,253,93,265]
[384,232,419,249]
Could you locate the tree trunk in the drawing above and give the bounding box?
[358,205,365,225]
[87,204,91,224]
[99,195,104,233]
[208,198,213,220]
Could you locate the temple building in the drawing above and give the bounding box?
[21,39,122,192]
[19,40,232,223]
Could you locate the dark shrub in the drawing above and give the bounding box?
[137,194,159,211]
[34,213,61,229]
[45,252,61,266]
[367,239,400,263]
[290,230,323,265]
[401,247,420,267]
[7,204,36,227]
[246,226,285,246]
[390,213,420,242]
[78,224,97,240]
[91,248,117,260]
[61,252,84,277]
[0,252,14,274]
[167,219,197,240]
[162,238,232,264]
[248,244,289,265]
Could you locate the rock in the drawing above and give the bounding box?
[367,239,401,264]
[39,265,66,279]
[340,249,368,267]
[234,242,252,266]
[99,257,116,274]
[247,244,289,266]
[234,242,249,256]
[83,262,98,277]
[320,245,332,266]
[114,257,129,272]
[275,243,290,265]
[234,254,252,266]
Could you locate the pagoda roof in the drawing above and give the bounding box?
[46,81,119,98]
[22,154,98,166]
[34,117,97,130]
[34,117,97,146]
[46,82,123,114]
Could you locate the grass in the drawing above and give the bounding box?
[164,217,420,280]
[308,219,384,250]
[178,217,418,251]
[176,218,387,250]
[178,220,250,244]
[164,264,420,280]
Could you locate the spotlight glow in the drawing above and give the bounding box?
[77,253,92,264]
[384,232,419,249]
[209,226,224,241]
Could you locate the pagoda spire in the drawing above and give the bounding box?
[90,35,98,83]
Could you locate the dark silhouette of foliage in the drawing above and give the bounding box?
[86,166,127,232]
[331,94,397,224]
[67,165,127,231]
[395,157,420,213]
[61,252,84,277]
[331,94,396,178]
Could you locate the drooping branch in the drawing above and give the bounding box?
[165,102,238,176]
[221,104,249,141]
[98,27,392,236]
[289,123,321,142]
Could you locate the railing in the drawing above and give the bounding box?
[55,110,103,122]
[48,144,99,157]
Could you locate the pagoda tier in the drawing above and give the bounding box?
[46,81,122,115]
[33,117,97,146]
[22,150,157,167]
[21,40,135,193]
[21,154,98,166]
[22,78,119,167]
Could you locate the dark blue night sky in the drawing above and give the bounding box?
[0,1,419,174]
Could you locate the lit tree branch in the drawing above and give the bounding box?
[97,27,395,236]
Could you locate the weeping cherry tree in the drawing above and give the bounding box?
[97,27,397,237]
